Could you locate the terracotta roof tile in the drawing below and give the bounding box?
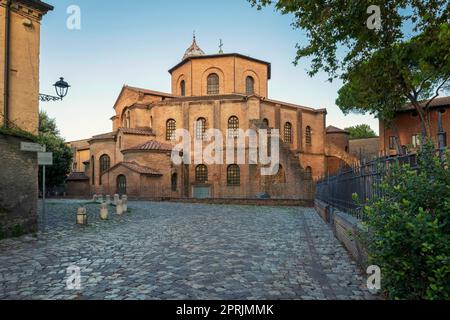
[119,127,155,136]
[401,96,450,111]
[119,162,162,176]
[89,132,116,141]
[123,140,173,152]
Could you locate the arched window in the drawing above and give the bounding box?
[91,156,95,185]
[227,164,240,186]
[284,122,293,143]
[171,173,178,191]
[195,165,208,183]
[99,154,111,185]
[180,80,186,96]
[305,166,312,180]
[166,119,176,141]
[196,117,207,140]
[207,73,219,95]
[246,76,255,95]
[118,136,122,149]
[117,175,127,195]
[228,116,239,138]
[262,118,269,128]
[306,126,312,145]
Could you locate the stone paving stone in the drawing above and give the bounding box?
[0,200,378,300]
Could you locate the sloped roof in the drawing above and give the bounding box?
[66,172,89,181]
[125,86,175,98]
[122,140,173,153]
[169,53,272,79]
[113,85,175,110]
[401,95,450,111]
[326,126,349,134]
[66,139,90,150]
[119,127,155,136]
[182,36,205,60]
[107,161,162,176]
[89,132,116,142]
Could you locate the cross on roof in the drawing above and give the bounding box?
[219,39,224,54]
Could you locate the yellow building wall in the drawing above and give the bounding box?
[0,1,48,134]
[170,56,269,97]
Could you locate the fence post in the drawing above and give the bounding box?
[437,110,445,162]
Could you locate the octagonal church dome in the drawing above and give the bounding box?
[182,36,205,60]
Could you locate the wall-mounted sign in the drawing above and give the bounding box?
[38,152,53,166]
[20,142,45,152]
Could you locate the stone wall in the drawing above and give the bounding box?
[349,137,380,161]
[314,199,368,267]
[0,134,38,238]
[65,180,90,198]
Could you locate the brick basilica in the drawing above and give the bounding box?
[67,37,356,199]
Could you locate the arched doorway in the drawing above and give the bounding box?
[117,175,126,195]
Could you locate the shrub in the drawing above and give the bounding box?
[361,141,450,300]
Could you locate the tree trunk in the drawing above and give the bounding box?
[409,98,432,138]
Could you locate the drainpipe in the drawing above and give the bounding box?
[3,0,11,127]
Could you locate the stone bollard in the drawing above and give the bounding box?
[100,203,109,220]
[122,195,128,213]
[116,200,124,215]
[114,194,120,205]
[105,195,111,205]
[76,207,87,225]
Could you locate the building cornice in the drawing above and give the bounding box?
[1,0,53,21]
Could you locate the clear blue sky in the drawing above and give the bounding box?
[39,0,378,141]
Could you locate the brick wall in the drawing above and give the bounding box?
[0,134,38,238]
[349,137,380,161]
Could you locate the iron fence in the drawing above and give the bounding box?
[316,147,449,219]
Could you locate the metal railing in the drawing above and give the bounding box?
[316,147,448,219]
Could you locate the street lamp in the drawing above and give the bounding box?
[39,77,70,102]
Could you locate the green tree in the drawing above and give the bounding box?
[38,111,72,190]
[345,124,377,140]
[249,1,450,136]
[360,141,450,299]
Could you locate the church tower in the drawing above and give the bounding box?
[169,36,271,98]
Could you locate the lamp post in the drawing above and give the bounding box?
[38,77,70,231]
[39,77,70,102]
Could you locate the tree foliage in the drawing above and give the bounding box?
[360,141,449,299]
[249,0,450,134]
[345,124,377,140]
[38,111,72,189]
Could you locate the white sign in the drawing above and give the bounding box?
[21,142,45,152]
[38,152,53,166]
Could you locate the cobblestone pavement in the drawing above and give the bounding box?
[0,200,375,300]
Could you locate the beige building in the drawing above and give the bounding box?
[1,0,53,133]
[0,0,53,238]
[68,37,355,199]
